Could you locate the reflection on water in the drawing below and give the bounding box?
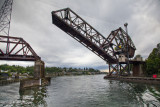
[108,81,160,106]
[0,75,160,107]
[18,86,48,107]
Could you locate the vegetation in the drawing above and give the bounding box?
[0,64,100,76]
[145,43,160,76]
[0,64,34,75]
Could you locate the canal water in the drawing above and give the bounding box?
[0,74,160,107]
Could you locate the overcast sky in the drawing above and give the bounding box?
[0,0,160,71]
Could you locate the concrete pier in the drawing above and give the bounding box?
[20,60,51,90]
[20,79,40,89]
[34,60,45,78]
[132,63,144,76]
[20,77,51,89]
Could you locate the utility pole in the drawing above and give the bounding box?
[124,23,130,75]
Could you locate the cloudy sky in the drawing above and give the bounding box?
[0,0,160,71]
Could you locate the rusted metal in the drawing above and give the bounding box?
[51,8,136,65]
[52,8,137,75]
[52,8,117,63]
[0,35,40,61]
[0,0,13,36]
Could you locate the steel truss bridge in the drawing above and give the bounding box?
[52,8,136,75]
[0,0,137,76]
[0,35,40,61]
[0,0,40,62]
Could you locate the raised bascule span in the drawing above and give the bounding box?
[0,0,140,77]
[0,0,146,88]
[52,8,136,75]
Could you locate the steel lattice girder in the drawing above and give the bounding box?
[108,63,128,76]
[105,27,136,58]
[51,8,136,64]
[0,0,13,36]
[0,35,40,61]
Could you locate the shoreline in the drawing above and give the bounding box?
[45,72,106,77]
[0,79,20,86]
[0,73,106,86]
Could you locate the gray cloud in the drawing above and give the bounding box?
[0,0,160,71]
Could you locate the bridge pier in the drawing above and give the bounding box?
[34,60,45,79]
[20,60,51,90]
[132,63,144,76]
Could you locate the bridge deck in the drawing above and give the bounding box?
[0,55,36,61]
[0,35,40,61]
[52,12,117,64]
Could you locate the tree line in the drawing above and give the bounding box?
[0,64,100,76]
[145,43,160,76]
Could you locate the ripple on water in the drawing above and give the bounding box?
[0,75,160,107]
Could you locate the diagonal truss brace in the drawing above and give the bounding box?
[0,0,13,36]
[0,35,40,61]
[52,8,136,64]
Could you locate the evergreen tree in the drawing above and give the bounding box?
[146,44,160,76]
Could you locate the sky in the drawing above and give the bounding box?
[0,0,160,71]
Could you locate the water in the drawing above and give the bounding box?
[0,75,160,107]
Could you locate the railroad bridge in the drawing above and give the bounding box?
[0,0,144,79]
[51,8,144,76]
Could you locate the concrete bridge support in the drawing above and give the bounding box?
[20,60,51,90]
[132,63,144,76]
[34,60,45,79]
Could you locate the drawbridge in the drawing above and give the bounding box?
[52,8,136,75]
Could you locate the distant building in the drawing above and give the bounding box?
[10,72,18,79]
[1,70,8,73]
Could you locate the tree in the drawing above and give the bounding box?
[146,45,160,76]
